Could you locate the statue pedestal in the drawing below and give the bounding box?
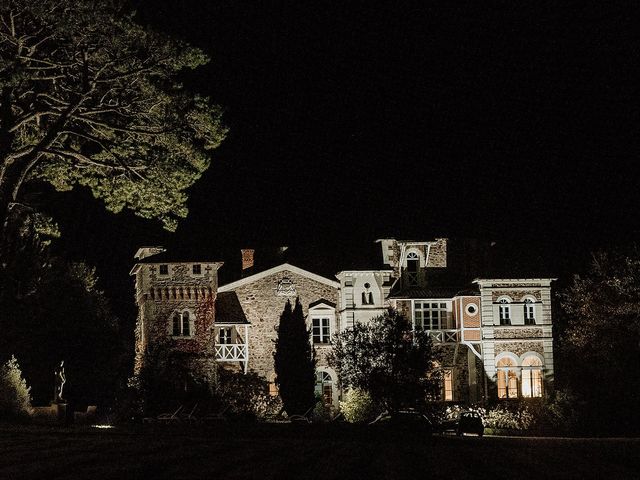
[51,402,67,424]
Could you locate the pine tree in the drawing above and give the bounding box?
[273,298,316,416]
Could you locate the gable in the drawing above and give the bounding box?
[217,263,339,292]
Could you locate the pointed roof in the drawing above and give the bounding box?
[218,263,339,292]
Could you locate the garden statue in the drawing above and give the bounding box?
[54,360,66,403]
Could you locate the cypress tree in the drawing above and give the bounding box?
[273,298,316,416]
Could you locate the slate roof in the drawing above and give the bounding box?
[215,292,250,324]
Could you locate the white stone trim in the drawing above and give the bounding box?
[218,263,340,292]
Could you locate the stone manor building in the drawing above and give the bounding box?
[131,238,555,408]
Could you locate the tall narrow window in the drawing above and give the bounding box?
[521,356,543,397]
[499,298,511,325]
[406,252,419,286]
[362,291,368,305]
[368,292,374,304]
[316,371,333,406]
[443,369,453,401]
[219,327,232,344]
[172,313,181,336]
[182,312,190,336]
[524,299,536,325]
[159,264,169,275]
[497,357,518,399]
[312,318,330,344]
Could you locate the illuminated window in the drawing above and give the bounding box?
[171,310,193,337]
[524,299,536,325]
[414,301,448,330]
[312,318,330,344]
[159,264,169,275]
[192,264,202,275]
[269,374,279,396]
[496,357,518,399]
[406,252,419,286]
[498,298,511,325]
[218,327,232,344]
[521,356,543,397]
[443,369,453,401]
[268,382,279,396]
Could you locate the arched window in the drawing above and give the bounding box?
[496,357,518,399]
[524,298,536,325]
[316,371,333,406]
[362,291,368,305]
[172,313,180,336]
[182,312,190,336]
[406,252,419,286]
[170,310,193,337]
[521,356,543,397]
[498,298,511,325]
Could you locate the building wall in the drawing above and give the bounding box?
[132,262,221,380]
[336,271,391,327]
[476,279,555,391]
[222,269,339,380]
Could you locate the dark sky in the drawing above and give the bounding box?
[48,2,638,317]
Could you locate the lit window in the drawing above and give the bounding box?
[521,356,543,397]
[496,357,518,399]
[159,264,169,275]
[218,327,232,344]
[524,299,536,325]
[444,369,453,401]
[268,382,279,396]
[192,264,202,275]
[414,301,449,330]
[312,318,330,344]
[498,298,511,325]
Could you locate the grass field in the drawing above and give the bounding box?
[1,423,639,479]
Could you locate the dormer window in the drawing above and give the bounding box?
[192,264,202,275]
[406,252,419,286]
[159,264,169,275]
[361,282,374,305]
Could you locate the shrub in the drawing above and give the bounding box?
[216,368,282,420]
[340,388,377,423]
[0,356,33,420]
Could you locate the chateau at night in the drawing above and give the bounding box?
[131,238,555,408]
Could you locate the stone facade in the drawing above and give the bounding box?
[218,266,339,379]
[130,253,222,384]
[131,238,556,406]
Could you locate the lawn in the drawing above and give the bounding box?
[1,423,638,479]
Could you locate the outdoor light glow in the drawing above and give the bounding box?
[92,424,115,429]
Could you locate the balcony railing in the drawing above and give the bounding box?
[215,343,248,362]
[426,329,460,343]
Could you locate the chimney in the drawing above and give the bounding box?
[241,249,255,271]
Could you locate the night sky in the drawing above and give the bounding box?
[45,3,638,319]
